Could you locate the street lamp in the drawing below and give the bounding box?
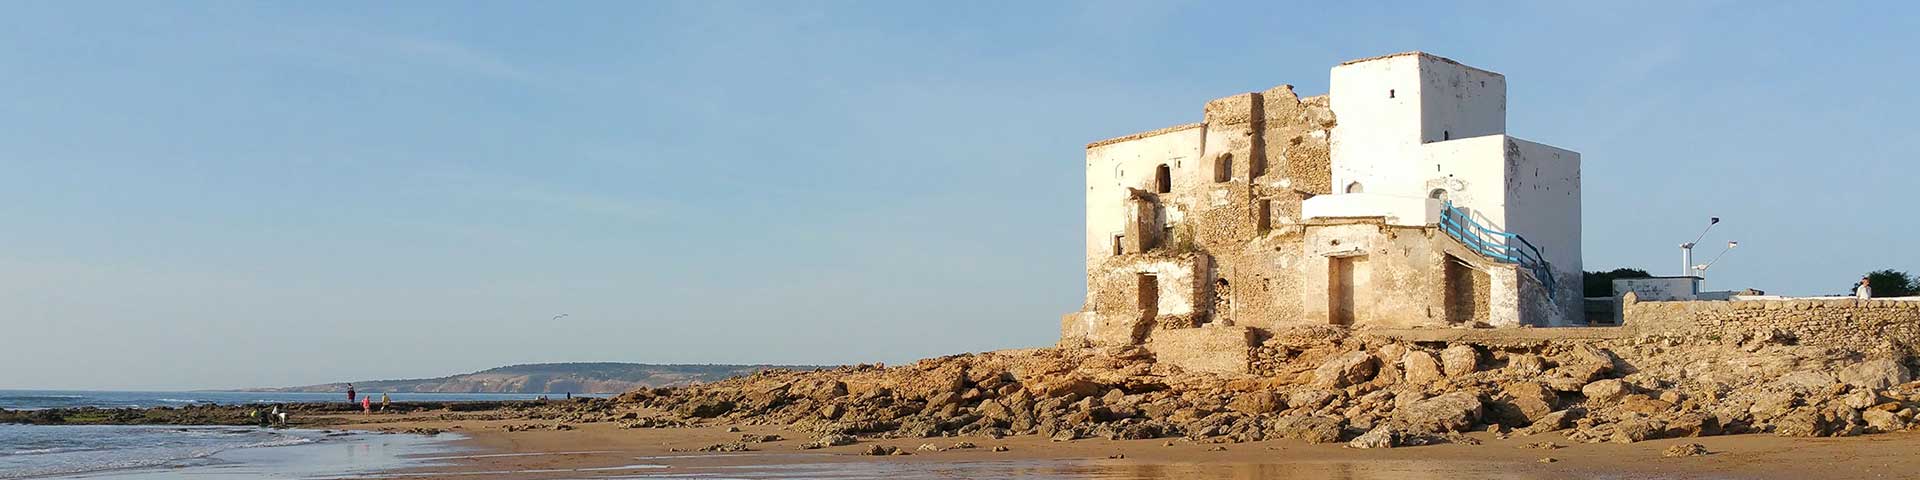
[1691,241,1739,279]
[1680,217,1720,277]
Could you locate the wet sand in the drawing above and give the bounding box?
[327,409,1920,479]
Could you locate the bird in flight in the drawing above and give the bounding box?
[552,314,569,321]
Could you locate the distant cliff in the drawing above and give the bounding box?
[248,363,828,394]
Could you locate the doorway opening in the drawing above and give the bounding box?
[1444,255,1490,324]
[1136,273,1160,322]
[1329,256,1360,325]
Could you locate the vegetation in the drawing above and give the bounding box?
[1162,223,1200,255]
[1860,269,1919,297]
[1583,268,1653,298]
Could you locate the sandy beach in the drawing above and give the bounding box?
[324,406,1920,480]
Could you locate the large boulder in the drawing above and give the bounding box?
[1440,345,1479,377]
[1582,379,1631,404]
[1228,392,1286,415]
[1863,408,1907,433]
[1402,351,1444,386]
[1499,382,1559,423]
[1611,417,1657,443]
[1773,408,1828,437]
[1515,409,1574,435]
[1662,412,1721,437]
[1288,389,1339,412]
[976,399,1014,422]
[1032,377,1107,399]
[1314,351,1379,388]
[1746,390,1799,422]
[1271,415,1346,444]
[1619,394,1674,416]
[1506,354,1550,376]
[677,399,737,418]
[1554,344,1620,382]
[1839,358,1912,390]
[1347,425,1400,449]
[1395,392,1484,433]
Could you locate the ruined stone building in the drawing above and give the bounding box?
[1061,53,1583,364]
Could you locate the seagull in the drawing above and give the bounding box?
[552,314,569,321]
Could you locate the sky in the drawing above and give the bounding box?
[1,1,1915,390]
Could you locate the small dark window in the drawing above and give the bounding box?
[1112,235,1124,255]
[1153,164,1171,193]
[1443,130,1451,140]
[1213,154,1232,183]
[1388,89,1395,99]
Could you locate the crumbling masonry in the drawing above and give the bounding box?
[1062,53,1584,369]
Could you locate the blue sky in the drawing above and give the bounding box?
[1,2,1914,390]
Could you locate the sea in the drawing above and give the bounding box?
[0,390,558,479]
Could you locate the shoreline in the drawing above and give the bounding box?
[329,409,1920,480]
[16,401,1920,479]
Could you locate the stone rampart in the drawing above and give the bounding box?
[1624,294,1920,356]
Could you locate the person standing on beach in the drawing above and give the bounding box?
[347,384,356,404]
[361,395,370,415]
[380,393,390,412]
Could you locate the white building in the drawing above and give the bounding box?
[1064,52,1584,356]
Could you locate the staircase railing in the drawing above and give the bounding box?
[1438,200,1558,300]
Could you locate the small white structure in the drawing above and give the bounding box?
[1615,276,1702,302]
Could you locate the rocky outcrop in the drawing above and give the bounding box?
[605,326,1920,448]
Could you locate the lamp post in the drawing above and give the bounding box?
[1691,241,1739,279]
[1680,217,1720,277]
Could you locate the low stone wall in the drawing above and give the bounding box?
[1145,326,1256,374]
[1624,294,1920,356]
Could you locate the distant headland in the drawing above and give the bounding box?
[238,362,832,394]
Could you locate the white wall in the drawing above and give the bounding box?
[1083,126,1205,271]
[1503,138,1583,279]
[1330,53,1509,201]
[1418,55,1506,144]
[1420,134,1510,228]
[1615,277,1700,301]
[1300,193,1439,227]
[1330,55,1424,198]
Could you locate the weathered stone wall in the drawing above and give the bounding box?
[1625,296,1920,356]
[1291,221,1523,328]
[1067,254,1213,347]
[1145,325,1256,374]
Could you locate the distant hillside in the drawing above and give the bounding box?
[247,362,830,394]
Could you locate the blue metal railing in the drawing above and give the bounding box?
[1438,200,1558,300]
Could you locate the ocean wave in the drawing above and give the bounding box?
[240,437,317,449]
[3,447,97,456]
[0,431,317,479]
[0,450,219,480]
